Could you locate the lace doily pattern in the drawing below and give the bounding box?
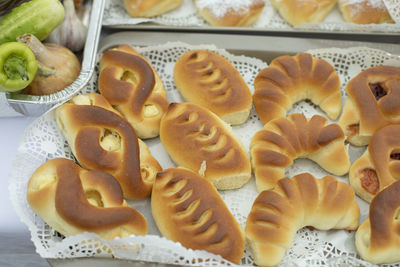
[103,0,400,32]
[9,43,400,266]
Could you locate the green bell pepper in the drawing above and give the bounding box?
[0,42,37,92]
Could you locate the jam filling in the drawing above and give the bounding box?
[369,82,387,100]
[359,168,379,195]
[346,123,359,139]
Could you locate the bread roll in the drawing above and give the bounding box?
[253,53,341,124]
[174,49,252,125]
[250,113,350,192]
[349,124,400,202]
[338,65,400,146]
[245,173,360,267]
[123,0,183,17]
[194,0,265,27]
[338,0,394,24]
[56,93,162,199]
[270,0,337,26]
[27,158,147,239]
[151,167,244,264]
[99,44,169,139]
[355,181,400,264]
[160,102,251,190]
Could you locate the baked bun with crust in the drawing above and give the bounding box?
[56,93,162,199]
[99,44,169,139]
[355,180,400,264]
[27,158,147,239]
[123,0,183,18]
[253,53,341,124]
[245,173,360,267]
[174,49,252,125]
[338,65,400,146]
[338,0,394,24]
[160,102,251,190]
[194,0,265,27]
[250,113,350,192]
[152,167,244,264]
[270,0,337,26]
[349,124,400,202]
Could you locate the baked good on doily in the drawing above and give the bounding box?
[99,44,169,139]
[338,0,394,24]
[27,158,148,239]
[159,102,251,190]
[56,93,162,199]
[270,0,337,26]
[194,0,265,27]
[123,0,183,18]
[349,124,400,202]
[355,180,400,264]
[151,167,244,264]
[250,113,350,192]
[253,52,341,125]
[174,49,252,125]
[338,65,400,146]
[245,173,360,267]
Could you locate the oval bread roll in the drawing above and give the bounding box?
[123,0,183,17]
[174,49,252,125]
[27,158,147,239]
[56,93,162,199]
[152,167,245,264]
[160,102,251,190]
[245,173,360,267]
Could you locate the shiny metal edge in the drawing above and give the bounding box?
[6,0,105,116]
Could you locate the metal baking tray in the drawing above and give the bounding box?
[45,31,399,267]
[1,0,105,116]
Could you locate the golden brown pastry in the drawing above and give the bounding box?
[250,113,350,192]
[349,124,400,202]
[338,65,400,146]
[27,158,147,239]
[245,173,360,267]
[355,180,400,264]
[253,53,341,125]
[160,102,251,190]
[152,167,244,264]
[123,0,183,17]
[56,93,162,199]
[174,49,252,125]
[338,0,394,24]
[194,0,265,27]
[270,0,337,26]
[99,44,169,139]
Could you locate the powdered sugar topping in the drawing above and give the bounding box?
[196,0,261,18]
[340,0,387,9]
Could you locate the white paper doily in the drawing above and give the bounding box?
[103,0,400,33]
[9,42,400,266]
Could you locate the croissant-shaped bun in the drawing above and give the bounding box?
[56,93,162,199]
[245,173,360,267]
[27,158,147,239]
[250,113,350,191]
[174,49,252,125]
[99,44,169,139]
[338,65,400,146]
[253,53,341,124]
[152,167,244,264]
[355,181,400,264]
[349,124,400,202]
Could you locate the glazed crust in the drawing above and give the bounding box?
[245,173,360,267]
[99,44,169,139]
[56,93,162,199]
[250,113,350,192]
[174,49,252,125]
[338,0,394,24]
[27,158,147,239]
[123,0,183,17]
[253,53,341,124]
[151,167,245,264]
[355,181,400,264]
[159,102,251,190]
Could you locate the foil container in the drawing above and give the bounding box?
[0,0,105,117]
